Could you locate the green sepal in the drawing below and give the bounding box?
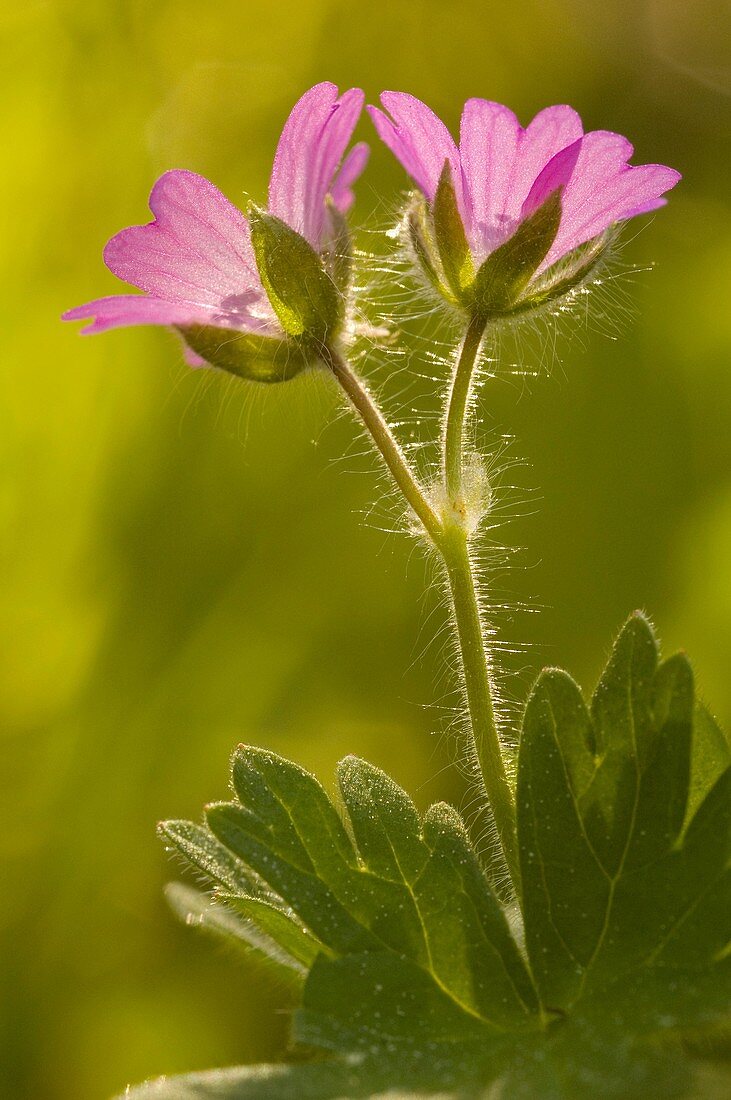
[433,161,475,299]
[177,325,311,382]
[519,229,611,312]
[405,192,454,302]
[469,187,563,315]
[248,204,342,341]
[403,185,610,323]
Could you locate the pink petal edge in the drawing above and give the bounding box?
[368,92,462,208]
[62,295,271,336]
[103,170,263,306]
[268,83,366,247]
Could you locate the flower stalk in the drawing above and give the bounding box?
[322,323,520,895]
[443,313,488,507]
[439,315,520,891]
[438,524,519,891]
[319,344,442,541]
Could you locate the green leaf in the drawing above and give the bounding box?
[336,757,536,1025]
[153,622,730,1099]
[158,819,269,899]
[248,205,341,340]
[470,188,563,314]
[688,702,731,823]
[116,1059,432,1100]
[164,883,305,983]
[419,802,539,1020]
[336,754,428,883]
[220,895,324,969]
[171,748,531,1034]
[296,950,498,1052]
[517,667,611,1006]
[176,326,310,382]
[433,161,474,300]
[587,614,692,872]
[206,800,378,955]
[518,612,728,1011]
[231,747,359,884]
[223,747,428,960]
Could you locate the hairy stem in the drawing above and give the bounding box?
[443,313,488,504]
[320,343,441,541]
[323,333,519,896]
[441,317,519,891]
[440,526,519,890]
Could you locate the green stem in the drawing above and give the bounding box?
[323,331,520,895]
[320,343,442,541]
[440,526,520,890]
[441,315,520,891]
[444,312,487,504]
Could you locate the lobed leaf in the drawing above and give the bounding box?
[156,622,730,1098]
[518,612,729,1013]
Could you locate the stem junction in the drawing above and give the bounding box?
[321,323,520,896]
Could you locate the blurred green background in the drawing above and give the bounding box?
[1,1,730,1096]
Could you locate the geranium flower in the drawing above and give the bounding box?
[368,92,680,316]
[63,82,368,377]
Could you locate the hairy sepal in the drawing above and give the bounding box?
[178,324,311,382]
[433,161,475,300]
[469,188,563,316]
[405,191,455,303]
[249,204,342,341]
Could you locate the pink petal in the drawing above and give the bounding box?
[330,141,370,214]
[62,295,267,335]
[268,83,365,248]
[458,99,521,255]
[537,131,681,269]
[502,105,584,222]
[368,92,462,208]
[521,137,583,216]
[103,170,265,309]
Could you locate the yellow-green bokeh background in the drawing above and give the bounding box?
[2,1,730,1096]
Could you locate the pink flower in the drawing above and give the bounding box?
[63,83,368,363]
[369,92,680,307]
